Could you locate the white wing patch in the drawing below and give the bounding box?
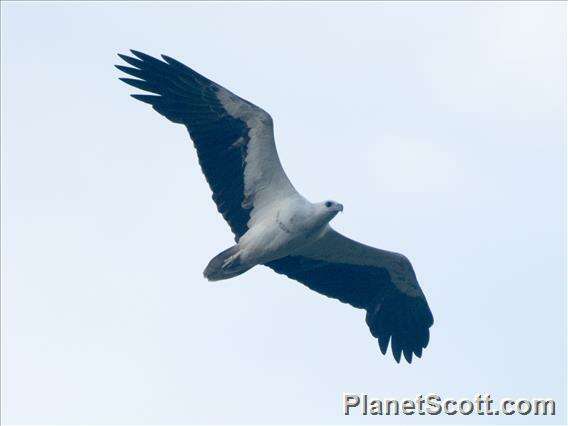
[216,89,298,226]
[297,227,424,298]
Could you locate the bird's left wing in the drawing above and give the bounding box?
[117,51,298,240]
[266,228,434,363]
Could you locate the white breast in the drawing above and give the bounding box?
[237,196,319,265]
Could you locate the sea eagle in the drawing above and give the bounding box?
[117,50,434,363]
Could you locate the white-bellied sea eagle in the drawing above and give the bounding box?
[117,50,434,363]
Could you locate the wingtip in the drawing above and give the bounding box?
[160,54,181,66]
[391,337,402,363]
[130,49,160,63]
[130,94,159,105]
[378,336,389,355]
[117,53,132,62]
[130,49,144,58]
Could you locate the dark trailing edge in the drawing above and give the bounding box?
[117,50,252,239]
[117,51,434,363]
[267,255,434,363]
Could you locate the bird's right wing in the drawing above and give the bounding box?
[267,227,434,363]
[117,51,299,240]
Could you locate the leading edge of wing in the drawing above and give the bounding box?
[115,50,253,238]
[268,229,434,364]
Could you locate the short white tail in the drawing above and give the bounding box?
[203,245,251,281]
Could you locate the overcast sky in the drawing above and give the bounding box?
[2,1,566,425]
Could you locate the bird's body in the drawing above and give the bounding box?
[117,50,434,363]
[206,197,343,280]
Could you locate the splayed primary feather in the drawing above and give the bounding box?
[117,50,434,363]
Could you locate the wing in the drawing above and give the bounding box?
[116,50,298,240]
[266,228,434,363]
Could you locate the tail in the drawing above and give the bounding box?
[203,245,251,281]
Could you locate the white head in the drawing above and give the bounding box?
[315,200,344,224]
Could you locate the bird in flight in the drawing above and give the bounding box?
[117,50,434,363]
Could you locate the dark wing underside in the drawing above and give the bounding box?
[267,232,434,364]
[117,51,433,364]
[117,50,253,238]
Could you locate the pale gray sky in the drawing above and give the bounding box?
[1,1,566,425]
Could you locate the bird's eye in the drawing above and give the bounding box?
[325,201,332,208]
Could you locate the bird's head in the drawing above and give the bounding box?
[316,200,344,222]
